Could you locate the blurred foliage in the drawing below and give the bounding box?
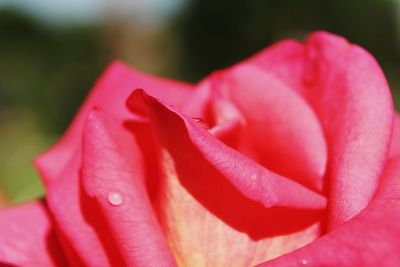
[0,1,400,205]
[0,110,52,203]
[0,9,111,134]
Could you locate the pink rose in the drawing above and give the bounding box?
[0,31,399,267]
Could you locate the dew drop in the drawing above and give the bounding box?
[250,173,257,181]
[192,117,210,130]
[107,192,124,206]
[301,259,308,265]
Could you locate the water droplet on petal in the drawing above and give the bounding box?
[192,117,210,130]
[107,192,124,206]
[301,259,308,265]
[250,174,257,181]
[263,191,278,208]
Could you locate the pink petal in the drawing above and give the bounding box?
[247,31,394,228]
[127,89,327,211]
[389,114,400,158]
[35,61,193,266]
[210,65,327,191]
[40,147,115,266]
[127,89,325,265]
[259,157,400,267]
[80,110,176,266]
[0,201,67,267]
[208,95,245,146]
[304,32,394,228]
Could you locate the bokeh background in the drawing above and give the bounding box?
[1,0,399,206]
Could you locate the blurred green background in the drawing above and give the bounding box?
[0,0,399,206]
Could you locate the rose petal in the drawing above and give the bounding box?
[35,61,193,266]
[304,32,394,228]
[247,31,394,228]
[157,146,321,266]
[211,65,327,191]
[0,201,67,267]
[389,114,400,158]
[259,157,400,267]
[80,110,176,266]
[127,89,325,265]
[128,89,327,210]
[208,95,245,146]
[43,155,112,266]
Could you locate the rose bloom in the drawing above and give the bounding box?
[1,31,400,267]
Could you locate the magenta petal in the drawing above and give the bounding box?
[127,89,327,210]
[258,157,400,267]
[41,155,112,266]
[126,89,325,265]
[246,31,394,228]
[304,32,394,228]
[216,65,327,191]
[80,110,176,266]
[389,114,400,158]
[0,201,67,267]
[34,61,193,266]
